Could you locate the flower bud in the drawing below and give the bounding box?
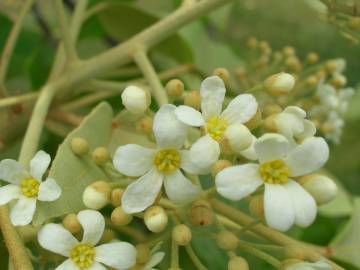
[172,224,192,246]
[306,75,318,88]
[263,104,282,117]
[166,79,184,98]
[325,59,345,74]
[264,72,295,96]
[111,206,133,226]
[245,108,262,130]
[189,200,214,227]
[264,114,278,132]
[216,231,239,251]
[347,17,360,30]
[330,74,347,88]
[224,124,252,152]
[306,52,319,64]
[246,37,257,49]
[136,116,153,134]
[211,160,232,178]
[228,256,249,270]
[235,67,247,80]
[283,246,305,260]
[83,181,111,210]
[111,188,124,207]
[258,41,271,55]
[71,137,89,156]
[299,174,338,205]
[99,229,116,244]
[283,46,295,57]
[184,90,201,111]
[92,147,110,166]
[121,85,150,114]
[63,213,82,234]
[213,68,230,85]
[136,244,151,264]
[144,206,168,233]
[285,56,302,72]
[249,195,264,220]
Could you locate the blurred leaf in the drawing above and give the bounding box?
[207,4,233,32]
[33,102,113,225]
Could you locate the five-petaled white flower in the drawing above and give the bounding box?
[0,151,61,226]
[38,209,137,270]
[216,133,329,231]
[113,104,211,214]
[173,76,258,165]
[286,259,332,270]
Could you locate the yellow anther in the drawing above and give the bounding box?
[259,160,290,184]
[154,149,181,173]
[20,178,40,198]
[70,244,95,269]
[205,117,228,141]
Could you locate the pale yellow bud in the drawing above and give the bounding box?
[246,37,258,49]
[121,85,150,114]
[263,104,282,117]
[245,108,262,130]
[235,67,247,80]
[111,206,133,226]
[216,231,239,251]
[144,206,168,233]
[258,41,271,55]
[99,229,116,244]
[283,46,295,57]
[83,181,111,210]
[172,224,192,246]
[264,72,295,96]
[188,200,214,227]
[63,213,82,234]
[306,52,319,64]
[211,160,232,178]
[92,147,110,166]
[306,75,318,88]
[228,256,249,270]
[347,17,360,30]
[283,246,305,260]
[224,124,252,152]
[166,79,184,98]
[111,188,124,207]
[136,244,151,264]
[285,56,302,72]
[213,68,230,85]
[263,114,278,132]
[330,74,347,88]
[136,116,153,134]
[71,137,89,156]
[249,195,264,220]
[184,91,201,111]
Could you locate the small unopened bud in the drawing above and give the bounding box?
[245,108,262,130]
[246,37,257,49]
[213,68,230,85]
[144,206,168,233]
[249,195,264,220]
[111,188,124,207]
[99,229,116,244]
[121,85,150,114]
[184,91,201,111]
[235,67,247,80]
[166,79,184,98]
[264,72,295,96]
[136,116,153,134]
[228,256,249,270]
[258,41,271,55]
[92,147,110,165]
[189,200,214,227]
[83,181,111,210]
[211,160,232,178]
[316,70,326,80]
[136,244,151,264]
[111,206,133,226]
[224,124,252,152]
[283,46,295,57]
[285,56,302,72]
[216,231,239,251]
[299,174,338,205]
[325,59,343,74]
[330,74,347,88]
[306,52,319,64]
[347,17,360,30]
[283,246,305,260]
[263,104,282,117]
[306,75,318,88]
[63,213,82,234]
[273,51,283,61]
[264,114,278,132]
[71,137,89,156]
[172,224,192,246]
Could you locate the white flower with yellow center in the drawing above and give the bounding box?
[215,133,329,231]
[113,104,208,214]
[38,210,137,270]
[173,76,258,164]
[286,259,332,270]
[0,151,61,226]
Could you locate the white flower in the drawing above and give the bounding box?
[322,111,344,144]
[141,252,165,270]
[286,259,332,270]
[275,106,316,146]
[38,209,137,270]
[173,76,258,160]
[216,133,329,231]
[113,104,207,214]
[0,151,61,226]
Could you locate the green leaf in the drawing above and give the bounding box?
[330,197,360,269]
[97,2,193,63]
[33,102,113,226]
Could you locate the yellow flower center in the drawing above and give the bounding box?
[70,244,95,269]
[20,178,40,198]
[205,117,228,141]
[259,160,290,184]
[154,149,181,173]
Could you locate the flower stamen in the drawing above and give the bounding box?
[205,117,228,141]
[154,149,181,173]
[70,244,95,269]
[259,160,289,184]
[20,178,40,198]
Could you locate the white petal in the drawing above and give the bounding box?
[121,168,163,214]
[164,170,200,204]
[200,76,225,120]
[174,105,205,127]
[296,120,316,141]
[275,112,304,141]
[145,252,165,268]
[38,178,61,201]
[180,150,210,175]
[88,262,107,270]
[264,184,295,231]
[113,144,155,177]
[215,164,263,201]
[77,210,105,246]
[239,135,258,160]
[153,104,187,149]
[95,242,137,270]
[254,134,289,164]
[285,137,329,177]
[30,150,51,180]
[38,223,78,257]
[54,259,78,270]
[0,159,26,184]
[189,135,220,168]
[221,94,258,124]
[283,106,306,118]
[10,197,37,226]
[284,180,317,228]
[0,185,21,205]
